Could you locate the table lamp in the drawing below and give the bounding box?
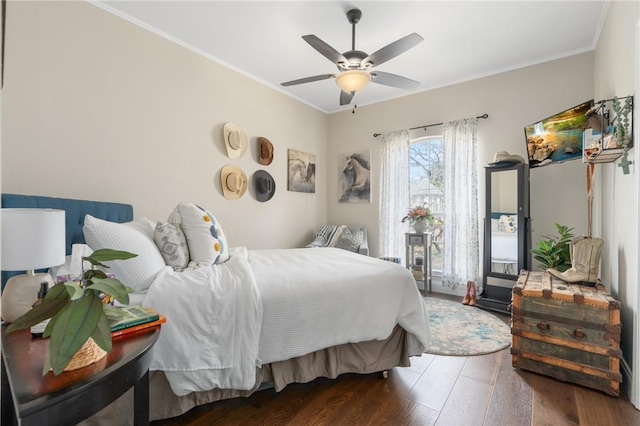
[1,208,66,322]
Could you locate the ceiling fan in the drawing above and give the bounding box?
[281,8,423,106]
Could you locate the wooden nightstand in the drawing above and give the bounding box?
[1,325,160,426]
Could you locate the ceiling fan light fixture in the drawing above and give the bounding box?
[335,70,371,93]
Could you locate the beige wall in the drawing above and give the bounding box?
[3,0,639,403]
[1,1,328,250]
[327,53,594,268]
[593,0,640,401]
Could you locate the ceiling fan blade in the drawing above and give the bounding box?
[281,74,335,87]
[340,91,354,106]
[363,33,423,68]
[302,35,349,66]
[371,71,420,90]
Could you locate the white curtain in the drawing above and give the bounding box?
[379,130,410,260]
[442,118,480,290]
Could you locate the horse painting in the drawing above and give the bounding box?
[288,149,316,193]
[339,151,371,203]
[288,159,307,187]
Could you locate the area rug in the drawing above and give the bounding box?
[424,297,512,356]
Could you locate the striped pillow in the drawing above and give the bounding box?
[306,225,363,253]
[306,225,341,248]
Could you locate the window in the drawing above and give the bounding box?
[409,136,444,275]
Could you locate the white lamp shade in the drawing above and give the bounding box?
[335,70,371,93]
[1,208,66,271]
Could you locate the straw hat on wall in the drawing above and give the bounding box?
[221,165,248,199]
[223,123,248,159]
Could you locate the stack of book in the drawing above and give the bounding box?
[109,305,166,337]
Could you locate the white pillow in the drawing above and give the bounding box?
[168,202,230,265]
[83,215,166,293]
[124,216,157,240]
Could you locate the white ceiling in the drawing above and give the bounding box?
[94,1,607,114]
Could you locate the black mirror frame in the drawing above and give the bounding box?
[479,162,530,312]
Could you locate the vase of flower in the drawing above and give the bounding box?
[412,220,427,233]
[402,204,435,233]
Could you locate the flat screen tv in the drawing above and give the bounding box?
[524,100,593,168]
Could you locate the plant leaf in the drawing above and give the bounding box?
[83,259,111,270]
[87,270,108,280]
[63,281,85,301]
[91,311,112,353]
[42,304,69,339]
[49,296,103,375]
[5,298,68,333]
[44,282,72,302]
[85,278,132,305]
[86,249,137,262]
[42,349,53,376]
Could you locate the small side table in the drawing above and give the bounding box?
[1,325,160,426]
[405,232,432,293]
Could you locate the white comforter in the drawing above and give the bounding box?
[144,247,430,396]
[143,247,263,396]
[250,248,430,363]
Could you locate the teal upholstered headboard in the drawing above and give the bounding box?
[1,194,133,288]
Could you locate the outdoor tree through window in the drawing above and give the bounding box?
[409,136,444,273]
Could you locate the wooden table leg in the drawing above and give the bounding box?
[133,369,150,426]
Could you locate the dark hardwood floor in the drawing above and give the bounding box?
[152,293,639,426]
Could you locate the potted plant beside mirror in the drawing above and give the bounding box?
[6,249,137,375]
[531,223,574,272]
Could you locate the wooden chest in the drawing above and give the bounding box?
[511,270,622,396]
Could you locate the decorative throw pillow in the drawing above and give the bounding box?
[329,226,363,253]
[498,215,517,233]
[83,215,166,293]
[168,202,230,265]
[154,222,190,271]
[306,225,340,248]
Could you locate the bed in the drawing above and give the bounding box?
[490,212,518,274]
[1,194,430,423]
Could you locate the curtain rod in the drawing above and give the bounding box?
[373,113,489,138]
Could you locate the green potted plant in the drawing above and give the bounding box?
[6,249,137,375]
[531,223,574,272]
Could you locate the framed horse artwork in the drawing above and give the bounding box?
[288,149,316,193]
[339,150,371,203]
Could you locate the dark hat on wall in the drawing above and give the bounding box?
[258,137,274,165]
[254,170,276,202]
[487,151,525,167]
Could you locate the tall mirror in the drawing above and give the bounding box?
[490,169,518,274]
[477,162,529,313]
